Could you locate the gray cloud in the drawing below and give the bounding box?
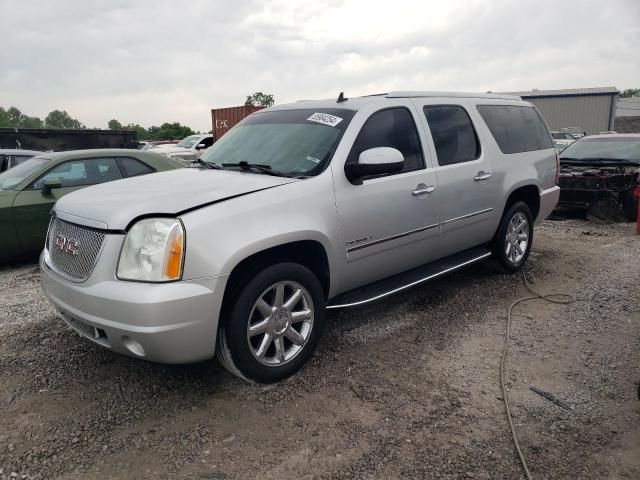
[1,0,638,131]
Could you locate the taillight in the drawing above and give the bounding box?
[554,151,560,185]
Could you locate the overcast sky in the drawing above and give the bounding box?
[2,0,638,132]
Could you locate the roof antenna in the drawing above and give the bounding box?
[337,91,348,103]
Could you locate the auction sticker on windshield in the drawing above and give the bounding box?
[307,112,343,127]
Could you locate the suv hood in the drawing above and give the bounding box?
[54,168,296,230]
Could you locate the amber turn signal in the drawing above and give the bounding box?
[163,226,184,280]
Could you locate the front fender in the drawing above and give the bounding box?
[179,173,342,295]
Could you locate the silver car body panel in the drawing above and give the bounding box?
[538,186,560,224]
[53,168,296,230]
[41,92,560,364]
[41,241,226,363]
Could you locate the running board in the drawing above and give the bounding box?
[326,247,492,309]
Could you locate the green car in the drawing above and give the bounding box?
[0,149,182,263]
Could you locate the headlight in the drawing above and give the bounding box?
[117,218,184,282]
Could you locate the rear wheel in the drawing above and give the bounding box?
[216,262,325,383]
[492,201,534,273]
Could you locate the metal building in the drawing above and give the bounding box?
[615,96,640,133]
[501,87,619,135]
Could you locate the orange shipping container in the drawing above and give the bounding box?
[211,106,263,141]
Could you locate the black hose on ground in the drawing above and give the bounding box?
[500,270,575,480]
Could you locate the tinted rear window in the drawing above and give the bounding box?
[477,105,553,154]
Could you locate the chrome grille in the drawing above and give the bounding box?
[47,218,106,280]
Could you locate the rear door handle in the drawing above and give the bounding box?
[474,171,492,181]
[412,184,436,196]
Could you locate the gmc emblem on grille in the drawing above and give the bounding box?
[54,233,80,256]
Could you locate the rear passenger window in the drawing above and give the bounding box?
[423,106,480,166]
[477,105,553,154]
[117,157,154,177]
[347,108,424,175]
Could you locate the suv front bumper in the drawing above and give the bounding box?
[40,253,226,364]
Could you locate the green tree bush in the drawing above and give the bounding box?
[620,88,640,98]
[45,109,84,129]
[244,92,275,108]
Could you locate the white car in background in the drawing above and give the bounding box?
[151,134,214,164]
[551,131,576,150]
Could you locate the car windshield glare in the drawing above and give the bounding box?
[0,157,49,191]
[560,138,640,162]
[176,136,200,148]
[201,108,355,176]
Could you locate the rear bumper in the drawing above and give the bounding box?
[537,186,560,223]
[40,252,227,364]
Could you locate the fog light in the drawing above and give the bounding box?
[122,336,146,357]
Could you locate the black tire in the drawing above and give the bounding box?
[216,262,326,384]
[622,188,638,222]
[492,201,534,273]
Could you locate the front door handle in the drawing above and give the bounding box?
[474,171,492,181]
[412,184,436,196]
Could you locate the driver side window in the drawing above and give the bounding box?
[32,157,122,189]
[346,108,425,176]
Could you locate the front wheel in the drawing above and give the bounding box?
[492,201,534,273]
[216,262,326,383]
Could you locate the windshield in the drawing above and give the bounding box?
[176,135,201,148]
[560,137,640,163]
[200,108,355,176]
[0,157,49,191]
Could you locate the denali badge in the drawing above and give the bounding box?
[54,232,79,256]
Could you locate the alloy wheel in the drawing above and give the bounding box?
[505,211,529,264]
[246,281,314,366]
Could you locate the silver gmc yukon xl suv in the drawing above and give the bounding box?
[41,92,560,383]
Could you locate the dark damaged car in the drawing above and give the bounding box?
[558,134,640,221]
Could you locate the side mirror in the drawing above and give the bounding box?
[344,147,405,184]
[195,143,208,150]
[41,178,62,194]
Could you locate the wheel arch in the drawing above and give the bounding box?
[219,238,333,323]
[502,184,540,222]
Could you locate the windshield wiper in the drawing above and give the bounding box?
[238,161,274,174]
[190,159,222,169]
[223,161,287,177]
[221,161,310,179]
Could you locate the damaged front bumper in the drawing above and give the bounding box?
[558,161,639,216]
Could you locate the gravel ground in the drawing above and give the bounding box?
[0,219,638,480]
